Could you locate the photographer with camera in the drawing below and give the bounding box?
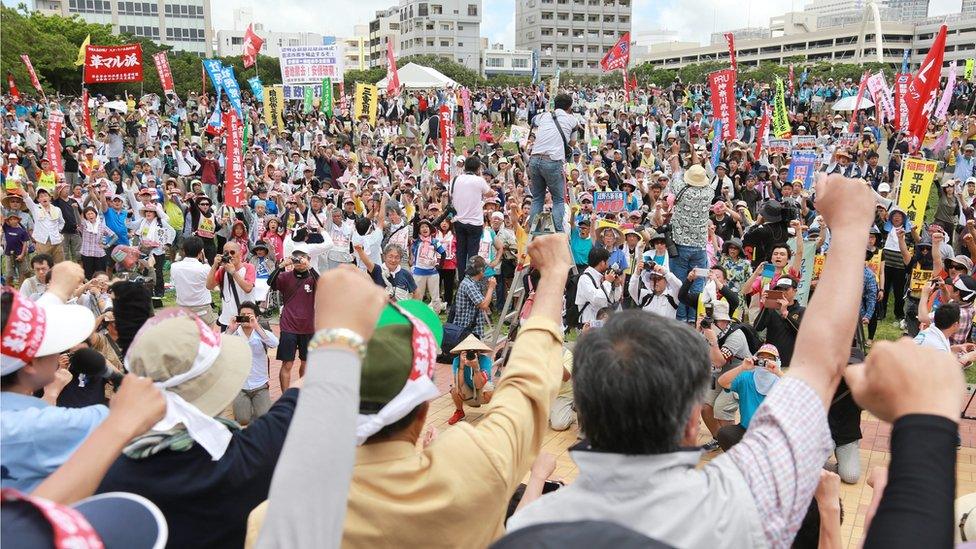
[227,301,279,425]
[754,276,805,369]
[700,300,749,451]
[268,251,318,391]
[206,241,256,331]
[575,247,624,327]
[447,335,495,426]
[715,344,784,451]
[629,258,682,319]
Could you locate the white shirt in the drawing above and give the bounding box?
[23,195,64,245]
[171,257,212,307]
[914,324,952,353]
[351,228,383,270]
[451,173,491,226]
[233,326,280,390]
[628,269,683,319]
[531,109,581,161]
[575,266,621,325]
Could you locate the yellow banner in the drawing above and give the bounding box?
[909,267,933,294]
[353,83,378,126]
[967,59,975,82]
[264,85,285,132]
[812,254,826,280]
[897,158,938,227]
[867,251,882,281]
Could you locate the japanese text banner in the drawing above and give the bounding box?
[708,69,736,141]
[898,158,938,226]
[84,44,143,84]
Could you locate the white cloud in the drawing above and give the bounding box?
[211,0,394,37]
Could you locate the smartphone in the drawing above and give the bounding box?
[761,263,777,280]
[234,315,249,324]
[693,267,710,277]
[763,290,785,309]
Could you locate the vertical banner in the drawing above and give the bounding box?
[934,66,956,122]
[152,51,175,95]
[7,72,20,101]
[847,72,869,134]
[303,86,314,114]
[220,66,243,120]
[20,54,42,93]
[708,69,736,140]
[898,158,938,226]
[80,88,93,141]
[723,32,736,72]
[710,121,723,169]
[966,59,975,81]
[247,76,264,102]
[438,104,454,182]
[866,72,895,123]
[531,50,539,85]
[385,41,400,96]
[353,83,378,126]
[788,64,795,96]
[772,77,791,138]
[338,82,347,112]
[894,73,910,131]
[901,49,910,74]
[202,59,224,97]
[263,85,284,131]
[787,151,818,190]
[222,111,245,207]
[754,105,770,158]
[46,111,64,177]
[461,87,472,136]
[320,78,333,116]
[795,239,818,306]
[548,68,561,110]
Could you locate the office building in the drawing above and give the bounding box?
[637,14,975,77]
[34,0,213,56]
[214,11,324,58]
[709,27,771,45]
[887,0,930,21]
[482,44,533,77]
[397,0,482,72]
[340,25,369,72]
[964,0,976,17]
[515,0,633,76]
[368,6,401,68]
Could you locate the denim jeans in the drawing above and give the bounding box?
[453,221,483,283]
[528,156,566,233]
[671,244,708,322]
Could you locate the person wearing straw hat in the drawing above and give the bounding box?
[2,208,31,285]
[665,153,716,323]
[447,334,494,425]
[1,262,101,493]
[594,220,628,273]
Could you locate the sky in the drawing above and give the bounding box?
[207,0,965,47]
[6,0,965,47]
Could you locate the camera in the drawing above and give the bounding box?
[234,314,249,324]
[700,316,713,329]
[463,350,477,361]
[220,255,232,264]
[755,358,767,369]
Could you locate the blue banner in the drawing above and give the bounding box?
[531,50,539,85]
[247,76,264,102]
[711,120,723,169]
[206,88,223,131]
[220,65,243,119]
[788,151,818,189]
[202,59,224,97]
[901,49,910,74]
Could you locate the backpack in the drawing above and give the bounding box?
[718,322,762,356]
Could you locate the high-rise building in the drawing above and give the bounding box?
[368,6,401,68]
[34,0,213,56]
[886,0,929,21]
[515,0,633,76]
[709,27,771,45]
[397,0,482,72]
[962,0,976,16]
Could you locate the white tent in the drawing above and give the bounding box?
[376,63,459,90]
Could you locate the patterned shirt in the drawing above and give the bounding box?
[953,302,975,345]
[454,276,488,339]
[727,377,833,547]
[669,170,717,248]
[861,266,879,320]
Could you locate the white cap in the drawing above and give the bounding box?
[878,183,891,193]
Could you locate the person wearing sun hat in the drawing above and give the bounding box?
[447,334,494,425]
[594,220,629,272]
[1,262,101,493]
[715,343,783,451]
[93,307,297,549]
[667,156,716,322]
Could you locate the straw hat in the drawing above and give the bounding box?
[595,220,624,246]
[450,334,491,354]
[684,165,709,187]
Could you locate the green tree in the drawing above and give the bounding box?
[676,61,728,85]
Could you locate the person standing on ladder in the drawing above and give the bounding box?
[528,93,581,233]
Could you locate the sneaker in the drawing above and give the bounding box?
[448,409,465,425]
[702,439,720,451]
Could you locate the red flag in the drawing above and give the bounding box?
[630,74,637,94]
[243,24,264,69]
[788,64,795,96]
[81,88,93,141]
[848,71,870,134]
[600,32,631,72]
[6,72,20,101]
[905,24,947,150]
[46,111,64,177]
[438,104,454,182]
[724,32,736,73]
[754,105,770,158]
[152,51,175,95]
[386,40,400,96]
[623,67,630,103]
[20,54,42,93]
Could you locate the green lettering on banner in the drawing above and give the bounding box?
[303,86,313,114]
[321,77,333,116]
[773,77,791,138]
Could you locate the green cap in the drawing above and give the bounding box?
[361,301,442,409]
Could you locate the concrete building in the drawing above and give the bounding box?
[638,14,975,77]
[515,0,633,76]
[34,0,213,56]
[887,0,930,21]
[709,27,771,45]
[397,0,482,72]
[214,11,324,58]
[368,6,401,69]
[965,0,976,17]
[482,43,533,77]
[340,25,369,72]
[770,12,819,36]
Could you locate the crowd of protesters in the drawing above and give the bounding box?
[2,68,976,548]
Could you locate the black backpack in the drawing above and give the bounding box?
[718,322,762,356]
